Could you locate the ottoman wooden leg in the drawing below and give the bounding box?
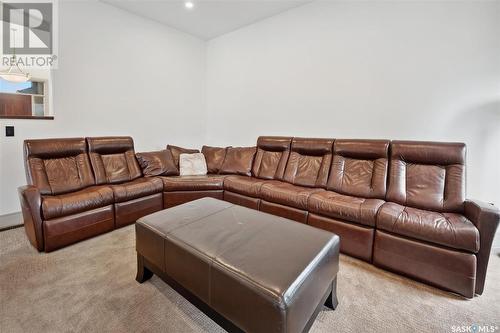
[324,276,339,310]
[136,254,153,283]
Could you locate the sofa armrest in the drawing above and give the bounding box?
[18,185,44,251]
[464,199,500,295]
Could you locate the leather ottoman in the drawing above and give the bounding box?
[136,198,340,333]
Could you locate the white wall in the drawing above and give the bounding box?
[2,0,499,221]
[206,1,500,208]
[0,1,206,215]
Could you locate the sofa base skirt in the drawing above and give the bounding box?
[259,200,308,223]
[373,230,477,298]
[223,191,260,210]
[308,213,374,262]
[115,193,163,228]
[164,190,223,208]
[43,205,115,252]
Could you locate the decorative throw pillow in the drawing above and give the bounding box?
[201,145,229,174]
[179,153,208,176]
[220,147,257,177]
[167,145,200,169]
[136,150,179,177]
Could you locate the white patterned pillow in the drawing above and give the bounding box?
[179,153,208,176]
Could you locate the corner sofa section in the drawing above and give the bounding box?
[162,145,225,208]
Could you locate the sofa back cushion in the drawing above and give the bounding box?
[387,141,466,213]
[327,139,389,199]
[87,136,142,185]
[201,146,228,174]
[167,145,200,169]
[252,136,292,180]
[283,138,333,188]
[220,147,257,176]
[136,150,179,177]
[24,138,95,195]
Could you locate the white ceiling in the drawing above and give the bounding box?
[102,0,312,40]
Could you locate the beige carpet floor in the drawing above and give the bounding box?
[1,226,499,333]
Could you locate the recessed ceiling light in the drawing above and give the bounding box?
[184,1,194,9]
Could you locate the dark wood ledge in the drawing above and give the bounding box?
[0,115,54,120]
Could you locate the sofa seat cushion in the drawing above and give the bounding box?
[260,181,324,210]
[161,175,225,192]
[110,177,163,203]
[223,175,268,198]
[377,202,480,253]
[308,191,384,227]
[42,186,114,220]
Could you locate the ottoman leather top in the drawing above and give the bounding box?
[136,198,340,333]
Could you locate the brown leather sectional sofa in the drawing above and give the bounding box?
[18,136,499,298]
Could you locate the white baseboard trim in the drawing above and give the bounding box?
[0,211,22,231]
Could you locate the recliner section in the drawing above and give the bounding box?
[308,139,389,260]
[259,137,332,222]
[224,136,293,209]
[372,141,480,298]
[87,137,164,228]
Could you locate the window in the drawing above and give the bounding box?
[0,77,52,119]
